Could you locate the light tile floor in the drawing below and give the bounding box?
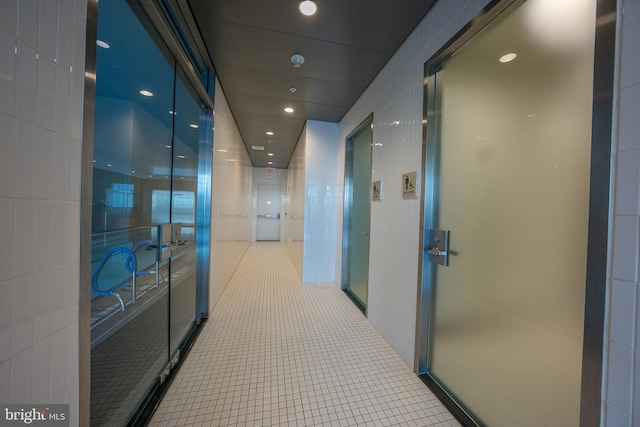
[149,242,459,427]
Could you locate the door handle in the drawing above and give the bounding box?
[426,228,450,266]
[427,247,446,257]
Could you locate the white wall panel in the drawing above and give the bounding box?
[303,121,339,283]
[285,127,306,278]
[209,77,253,311]
[0,0,86,423]
[337,0,492,367]
[606,1,640,424]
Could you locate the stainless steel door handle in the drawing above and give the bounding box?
[427,247,446,257]
[426,228,450,266]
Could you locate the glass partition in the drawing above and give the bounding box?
[89,0,207,424]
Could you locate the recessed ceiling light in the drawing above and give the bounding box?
[139,90,154,97]
[190,124,199,128]
[252,145,265,151]
[499,53,517,63]
[267,153,274,156]
[96,40,110,49]
[266,131,274,136]
[267,161,273,165]
[299,1,317,16]
[284,107,294,113]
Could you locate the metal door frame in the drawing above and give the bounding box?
[341,114,374,315]
[414,0,616,425]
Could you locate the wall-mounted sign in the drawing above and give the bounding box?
[372,181,381,201]
[402,171,417,199]
[266,167,275,174]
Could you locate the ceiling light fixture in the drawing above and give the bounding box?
[96,40,110,49]
[252,145,265,151]
[267,153,274,156]
[499,53,517,63]
[266,131,275,136]
[291,53,305,68]
[190,124,199,128]
[299,1,317,16]
[139,90,154,97]
[284,107,294,113]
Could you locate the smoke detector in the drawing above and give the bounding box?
[291,53,305,68]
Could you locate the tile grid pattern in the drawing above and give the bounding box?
[150,243,458,427]
[605,0,640,425]
[0,0,87,424]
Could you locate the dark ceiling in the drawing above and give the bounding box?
[186,0,437,168]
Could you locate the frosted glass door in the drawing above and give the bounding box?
[342,121,372,310]
[425,0,596,425]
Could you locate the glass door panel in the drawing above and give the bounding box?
[423,0,595,425]
[89,0,201,424]
[168,73,200,356]
[342,120,372,311]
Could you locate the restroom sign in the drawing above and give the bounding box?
[402,171,417,199]
[372,180,381,201]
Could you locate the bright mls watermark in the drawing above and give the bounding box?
[1,405,69,426]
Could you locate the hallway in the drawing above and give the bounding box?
[149,243,458,426]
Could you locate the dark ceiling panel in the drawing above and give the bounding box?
[187,0,436,167]
[227,93,347,122]
[201,20,391,84]
[189,0,436,53]
[234,112,306,132]
[215,65,366,107]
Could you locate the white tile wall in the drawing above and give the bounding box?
[302,121,339,283]
[337,0,492,367]
[0,1,86,425]
[210,77,253,312]
[607,0,640,424]
[284,124,306,278]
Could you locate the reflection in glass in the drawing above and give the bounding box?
[169,72,200,356]
[89,0,201,425]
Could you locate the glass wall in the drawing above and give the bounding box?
[89,1,210,425]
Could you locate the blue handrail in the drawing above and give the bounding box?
[92,247,137,311]
[129,240,155,276]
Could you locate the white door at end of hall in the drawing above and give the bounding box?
[256,184,281,241]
